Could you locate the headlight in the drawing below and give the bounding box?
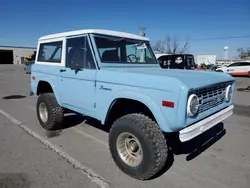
[225,85,232,102]
[187,94,200,117]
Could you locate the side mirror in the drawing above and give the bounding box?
[70,64,83,71]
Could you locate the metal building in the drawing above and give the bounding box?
[195,55,217,65]
[0,45,36,65]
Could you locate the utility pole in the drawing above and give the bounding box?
[138,27,146,62]
[139,27,146,36]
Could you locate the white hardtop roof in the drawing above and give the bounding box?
[154,53,169,58]
[39,29,149,41]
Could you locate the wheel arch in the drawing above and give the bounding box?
[215,67,225,72]
[36,79,62,105]
[104,98,155,122]
[103,94,174,133]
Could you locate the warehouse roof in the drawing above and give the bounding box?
[0,45,36,49]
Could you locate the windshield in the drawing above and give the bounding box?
[186,55,196,67]
[93,35,157,64]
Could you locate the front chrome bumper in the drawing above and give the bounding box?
[179,105,234,142]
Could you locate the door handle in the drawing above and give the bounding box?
[60,69,66,72]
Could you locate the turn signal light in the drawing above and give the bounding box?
[162,101,174,108]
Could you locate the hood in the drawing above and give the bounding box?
[116,67,234,89]
[98,66,234,91]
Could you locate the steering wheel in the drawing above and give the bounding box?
[127,54,138,62]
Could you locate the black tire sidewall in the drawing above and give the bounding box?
[109,118,158,179]
[36,93,61,130]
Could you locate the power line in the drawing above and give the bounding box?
[189,35,250,41]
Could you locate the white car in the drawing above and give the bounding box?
[216,61,250,76]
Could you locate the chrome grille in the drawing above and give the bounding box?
[193,81,233,113]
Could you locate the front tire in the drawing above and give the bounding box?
[36,93,64,131]
[109,113,168,180]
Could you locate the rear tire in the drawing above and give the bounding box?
[108,113,168,180]
[36,93,64,131]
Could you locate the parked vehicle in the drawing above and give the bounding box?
[216,61,250,76]
[24,51,36,74]
[24,60,35,74]
[30,29,235,180]
[156,53,197,70]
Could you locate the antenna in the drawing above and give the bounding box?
[139,27,146,36]
[223,46,229,60]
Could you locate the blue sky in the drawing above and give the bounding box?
[1,0,249,58]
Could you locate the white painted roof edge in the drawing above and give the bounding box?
[154,53,169,58]
[39,29,149,41]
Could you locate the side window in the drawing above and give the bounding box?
[159,56,169,66]
[171,56,184,69]
[241,62,250,66]
[94,37,121,62]
[38,41,62,63]
[228,63,237,67]
[228,62,244,67]
[145,48,155,63]
[66,36,96,69]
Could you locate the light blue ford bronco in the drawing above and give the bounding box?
[30,29,235,180]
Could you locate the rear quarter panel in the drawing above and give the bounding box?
[31,64,63,105]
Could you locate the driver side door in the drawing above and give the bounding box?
[58,35,97,117]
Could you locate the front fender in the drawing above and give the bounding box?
[101,90,176,132]
[31,74,62,106]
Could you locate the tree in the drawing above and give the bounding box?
[152,35,189,54]
[236,47,250,59]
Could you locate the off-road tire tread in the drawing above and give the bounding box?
[109,113,168,180]
[37,93,64,130]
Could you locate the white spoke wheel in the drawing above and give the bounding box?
[109,113,168,180]
[39,102,48,123]
[116,132,143,167]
